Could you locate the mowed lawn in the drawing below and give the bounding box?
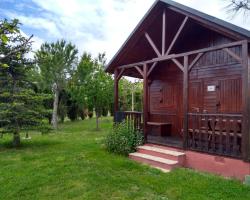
[0,118,250,200]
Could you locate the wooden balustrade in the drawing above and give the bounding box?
[115,111,143,132]
[187,113,243,158]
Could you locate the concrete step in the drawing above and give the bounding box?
[129,152,179,170]
[137,145,185,164]
[145,143,184,152]
[154,166,171,173]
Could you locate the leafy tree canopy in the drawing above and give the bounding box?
[35,40,78,129]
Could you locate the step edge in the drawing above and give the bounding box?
[153,166,171,173]
[138,146,185,156]
[129,152,178,165]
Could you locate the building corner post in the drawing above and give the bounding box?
[183,55,189,149]
[143,64,149,142]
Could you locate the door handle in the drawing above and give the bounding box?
[216,102,221,107]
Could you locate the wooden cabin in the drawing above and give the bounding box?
[105,0,250,179]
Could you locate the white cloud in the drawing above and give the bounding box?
[3,0,249,62]
[28,0,154,59]
[31,36,44,51]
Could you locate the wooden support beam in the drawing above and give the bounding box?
[147,62,158,77]
[114,69,119,120]
[172,58,184,72]
[162,10,166,56]
[117,40,244,70]
[188,53,204,71]
[145,32,161,57]
[183,55,189,149]
[223,48,242,63]
[143,64,149,141]
[135,65,144,77]
[241,40,250,161]
[117,68,125,80]
[165,16,188,55]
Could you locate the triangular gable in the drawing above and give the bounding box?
[106,0,250,73]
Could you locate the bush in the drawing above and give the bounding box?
[88,111,93,119]
[79,109,86,120]
[67,101,79,121]
[105,121,144,156]
[40,125,52,135]
[102,108,108,117]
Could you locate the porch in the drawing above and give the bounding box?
[115,110,243,158]
[113,36,249,160]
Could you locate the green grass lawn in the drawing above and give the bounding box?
[0,117,250,200]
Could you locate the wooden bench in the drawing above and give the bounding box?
[147,122,172,136]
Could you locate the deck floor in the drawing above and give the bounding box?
[147,135,183,148]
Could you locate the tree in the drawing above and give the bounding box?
[85,53,113,130]
[70,52,113,130]
[0,19,49,147]
[68,52,93,118]
[119,78,143,112]
[226,0,250,16]
[35,40,78,129]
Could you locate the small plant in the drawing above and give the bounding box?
[105,121,144,156]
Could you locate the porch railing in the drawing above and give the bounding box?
[187,113,243,158]
[114,111,143,132]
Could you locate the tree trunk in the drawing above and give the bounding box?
[96,112,99,130]
[13,131,20,147]
[132,89,134,111]
[52,87,59,129]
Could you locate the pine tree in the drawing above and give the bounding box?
[0,19,50,147]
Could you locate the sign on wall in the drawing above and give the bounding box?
[207,85,216,92]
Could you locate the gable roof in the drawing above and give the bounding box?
[105,0,250,73]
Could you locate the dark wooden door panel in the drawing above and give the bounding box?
[189,81,202,112]
[219,78,242,113]
[203,80,219,112]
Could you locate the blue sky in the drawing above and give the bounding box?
[0,0,249,61]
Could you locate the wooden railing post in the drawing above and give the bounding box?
[114,69,119,121]
[183,55,189,149]
[143,64,149,141]
[242,40,250,161]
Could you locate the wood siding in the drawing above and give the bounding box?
[148,31,242,137]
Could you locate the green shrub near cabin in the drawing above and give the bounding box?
[105,121,144,156]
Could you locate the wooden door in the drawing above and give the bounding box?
[189,81,202,112]
[218,78,242,113]
[203,80,219,113]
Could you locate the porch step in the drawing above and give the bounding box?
[154,167,171,173]
[137,145,185,164]
[129,144,185,172]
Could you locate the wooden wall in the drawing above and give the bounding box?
[148,28,243,137]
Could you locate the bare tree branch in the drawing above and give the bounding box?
[0,35,33,61]
[226,0,250,17]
